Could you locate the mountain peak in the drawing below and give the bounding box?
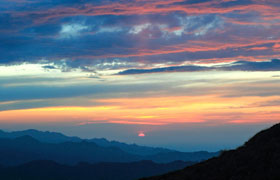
[244,123,280,147]
[22,129,40,133]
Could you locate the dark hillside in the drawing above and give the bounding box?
[142,123,280,180]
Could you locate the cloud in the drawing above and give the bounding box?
[221,59,280,71]
[178,15,223,36]
[0,78,173,102]
[129,23,151,34]
[96,26,123,34]
[118,65,210,75]
[118,59,280,75]
[6,0,276,23]
[59,23,89,39]
[0,0,279,72]
[42,65,56,69]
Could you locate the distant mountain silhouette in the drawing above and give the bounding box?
[0,129,218,164]
[0,129,81,143]
[0,135,218,166]
[142,123,280,180]
[0,135,141,166]
[88,138,172,156]
[0,129,173,155]
[0,160,194,180]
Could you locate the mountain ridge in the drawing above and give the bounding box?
[0,135,140,166]
[0,134,218,166]
[0,129,219,164]
[141,123,280,180]
[0,129,173,156]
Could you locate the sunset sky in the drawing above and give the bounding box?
[0,0,280,151]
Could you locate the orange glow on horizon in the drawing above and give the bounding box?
[0,95,280,126]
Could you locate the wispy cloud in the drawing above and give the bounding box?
[59,23,89,39]
[118,59,280,75]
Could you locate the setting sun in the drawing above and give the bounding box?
[138,132,146,137]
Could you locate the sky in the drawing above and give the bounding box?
[0,0,280,151]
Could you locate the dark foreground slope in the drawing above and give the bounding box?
[0,160,194,180]
[142,123,280,180]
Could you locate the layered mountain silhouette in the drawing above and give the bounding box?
[0,129,218,165]
[0,129,171,155]
[142,123,280,180]
[0,160,194,180]
[0,130,201,180]
[0,136,141,165]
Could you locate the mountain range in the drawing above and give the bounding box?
[0,129,171,156]
[0,129,215,180]
[142,123,280,180]
[0,129,219,165]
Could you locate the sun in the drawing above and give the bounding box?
[138,131,145,137]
